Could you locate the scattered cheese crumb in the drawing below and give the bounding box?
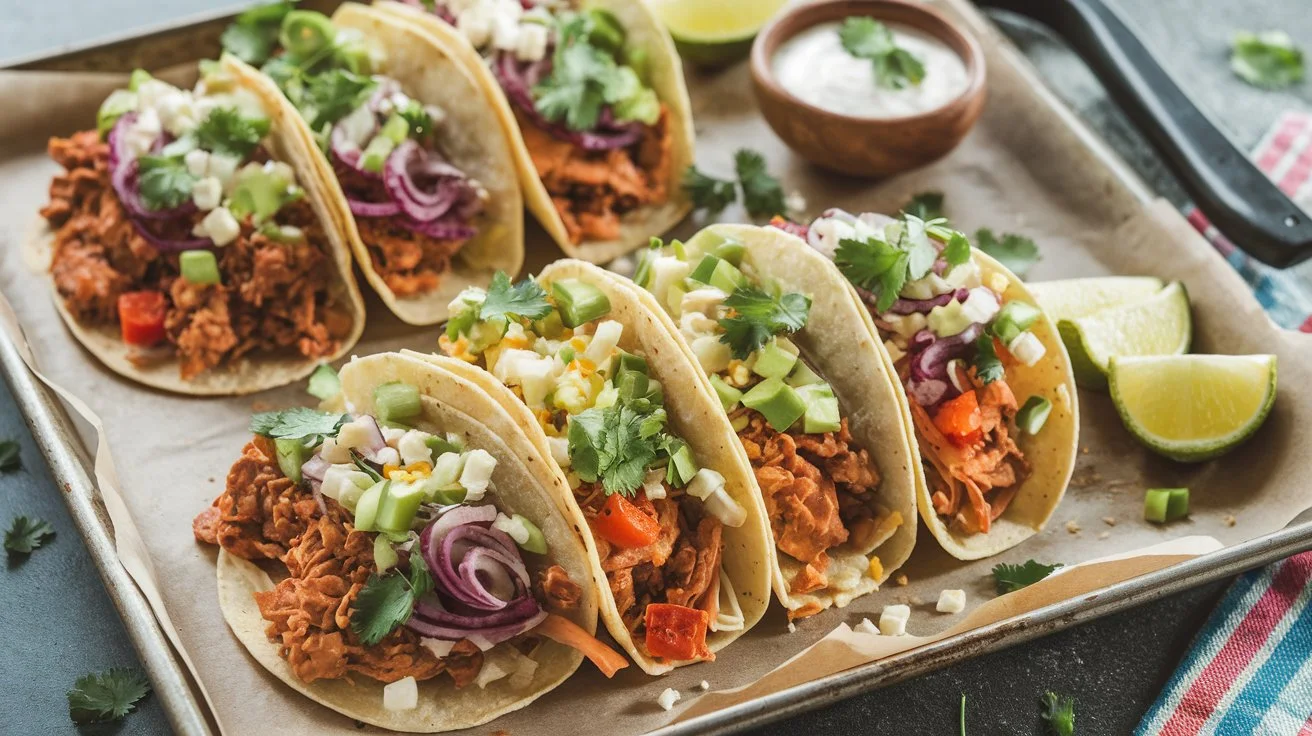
[787,622,797,633]
[698,681,710,691]
[879,604,910,636]
[1224,514,1237,527]
[853,618,879,635]
[1102,516,1117,526]
[908,596,924,607]
[1098,531,1111,540]
[1081,446,1089,454]
[895,574,909,587]
[785,191,808,214]
[657,688,681,712]
[936,589,966,614]
[1065,520,1081,534]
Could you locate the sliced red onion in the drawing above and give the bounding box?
[354,415,389,463]
[909,323,984,383]
[424,505,499,552]
[347,198,402,217]
[408,599,546,646]
[302,453,330,483]
[131,224,214,253]
[887,288,969,315]
[384,140,463,221]
[399,217,477,241]
[493,52,644,151]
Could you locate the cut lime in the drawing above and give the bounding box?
[1059,281,1191,389]
[1109,354,1276,462]
[1028,276,1165,321]
[651,0,787,68]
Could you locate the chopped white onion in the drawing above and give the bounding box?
[879,604,910,636]
[382,677,418,711]
[398,430,435,467]
[657,688,681,712]
[936,589,966,614]
[459,449,497,501]
[1007,331,1047,367]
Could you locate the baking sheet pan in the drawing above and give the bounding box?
[3,1,1312,734]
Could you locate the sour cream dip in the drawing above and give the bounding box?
[772,20,969,119]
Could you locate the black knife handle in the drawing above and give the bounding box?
[977,0,1312,268]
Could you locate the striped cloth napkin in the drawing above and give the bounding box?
[1135,113,1312,734]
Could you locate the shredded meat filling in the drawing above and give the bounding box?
[41,130,351,379]
[537,564,583,610]
[737,412,880,597]
[519,107,672,244]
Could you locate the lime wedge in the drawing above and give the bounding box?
[651,0,787,68]
[1109,354,1277,462]
[1028,276,1165,321]
[1059,281,1191,389]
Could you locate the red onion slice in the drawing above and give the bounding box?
[493,52,644,151]
[347,197,402,217]
[301,453,330,483]
[886,288,969,315]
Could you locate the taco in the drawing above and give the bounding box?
[419,259,773,674]
[194,352,625,732]
[624,225,918,619]
[34,57,364,395]
[375,0,694,262]
[792,209,1079,560]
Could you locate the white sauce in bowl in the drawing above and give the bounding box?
[772,20,969,119]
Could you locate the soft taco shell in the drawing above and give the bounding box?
[217,352,599,732]
[598,224,919,615]
[28,57,365,396]
[373,0,695,263]
[402,259,774,675]
[883,251,1079,560]
[229,3,525,326]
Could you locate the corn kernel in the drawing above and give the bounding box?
[868,556,884,580]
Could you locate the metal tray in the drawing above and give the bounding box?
[5,4,1312,735]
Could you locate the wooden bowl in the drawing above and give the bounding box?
[750,0,987,178]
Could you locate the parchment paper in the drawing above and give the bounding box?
[2,1,1311,733]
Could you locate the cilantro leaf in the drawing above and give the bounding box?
[991,559,1062,594]
[4,516,54,554]
[682,166,737,215]
[973,332,1004,385]
[192,107,271,159]
[902,215,939,281]
[718,285,812,360]
[974,228,1039,278]
[351,571,414,646]
[875,48,927,89]
[1040,692,1076,736]
[221,1,296,65]
[839,16,925,89]
[835,235,907,313]
[1231,31,1304,89]
[479,272,553,322]
[409,549,434,600]
[903,191,945,221]
[735,149,785,218]
[534,20,625,132]
[567,404,658,496]
[942,232,972,272]
[299,69,377,130]
[0,439,20,472]
[137,155,197,211]
[397,100,434,139]
[249,407,348,441]
[67,668,151,724]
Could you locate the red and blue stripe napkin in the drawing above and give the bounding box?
[1136,114,1312,735]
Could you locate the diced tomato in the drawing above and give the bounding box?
[933,390,983,447]
[117,290,168,347]
[594,493,661,548]
[535,613,629,678]
[645,603,712,662]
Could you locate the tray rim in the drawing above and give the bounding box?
[3,3,1309,736]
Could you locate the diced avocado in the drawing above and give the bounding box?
[337,475,370,511]
[179,250,221,286]
[425,434,462,457]
[644,379,664,407]
[730,413,749,433]
[665,279,689,313]
[509,514,549,554]
[786,360,825,387]
[709,258,748,295]
[376,481,427,533]
[380,113,410,144]
[624,46,650,82]
[228,166,299,224]
[353,480,388,532]
[427,484,467,506]
[97,89,137,138]
[557,345,576,364]
[532,309,565,339]
[666,442,698,487]
[374,382,422,423]
[306,364,340,401]
[552,279,611,328]
[926,299,973,338]
[753,338,800,379]
[1167,488,1190,521]
[585,8,626,52]
[1015,395,1052,435]
[614,350,649,376]
[685,228,733,258]
[616,369,650,401]
[689,254,721,284]
[742,378,807,431]
[803,395,842,434]
[710,374,743,411]
[373,535,398,572]
[713,240,746,267]
[795,382,835,405]
[991,301,1043,345]
[274,438,309,484]
[361,134,397,173]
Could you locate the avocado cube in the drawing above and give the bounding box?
[712,239,746,267]
[689,254,722,284]
[616,369,650,401]
[786,360,825,387]
[753,338,800,379]
[742,378,807,431]
[615,350,649,376]
[666,442,698,487]
[710,374,743,412]
[665,280,689,313]
[532,309,565,339]
[552,279,611,328]
[709,258,748,294]
[353,480,388,532]
[376,481,427,533]
[274,438,309,484]
[803,396,842,434]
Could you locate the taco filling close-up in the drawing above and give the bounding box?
[40,67,358,383]
[632,227,910,618]
[437,269,754,668]
[195,356,623,728]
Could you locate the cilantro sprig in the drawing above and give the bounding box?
[903,191,945,221]
[533,11,652,132]
[972,332,1004,385]
[1231,31,1304,90]
[351,550,435,646]
[682,148,787,219]
[0,439,20,472]
[1040,692,1076,736]
[479,272,553,323]
[67,668,151,725]
[137,155,197,211]
[249,407,348,441]
[974,228,1039,278]
[192,107,271,158]
[834,213,963,312]
[717,285,812,360]
[568,404,660,496]
[4,516,54,554]
[991,559,1062,594]
[839,17,926,90]
[220,1,297,65]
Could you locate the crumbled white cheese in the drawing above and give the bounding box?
[191,176,223,211]
[878,604,910,636]
[853,618,879,635]
[373,447,401,467]
[193,206,240,246]
[698,680,710,691]
[382,677,418,711]
[419,637,456,658]
[547,436,571,468]
[184,149,211,178]
[784,191,807,214]
[492,513,531,545]
[459,449,497,501]
[456,7,494,47]
[936,589,966,614]
[1007,331,1047,367]
[515,22,549,62]
[787,622,797,633]
[656,688,681,712]
[424,103,447,126]
[208,153,241,191]
[398,430,435,467]
[123,108,163,158]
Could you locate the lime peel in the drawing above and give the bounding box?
[1060,281,1191,389]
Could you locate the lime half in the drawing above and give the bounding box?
[1059,281,1191,389]
[1028,276,1165,321]
[652,0,787,68]
[1109,354,1277,462]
